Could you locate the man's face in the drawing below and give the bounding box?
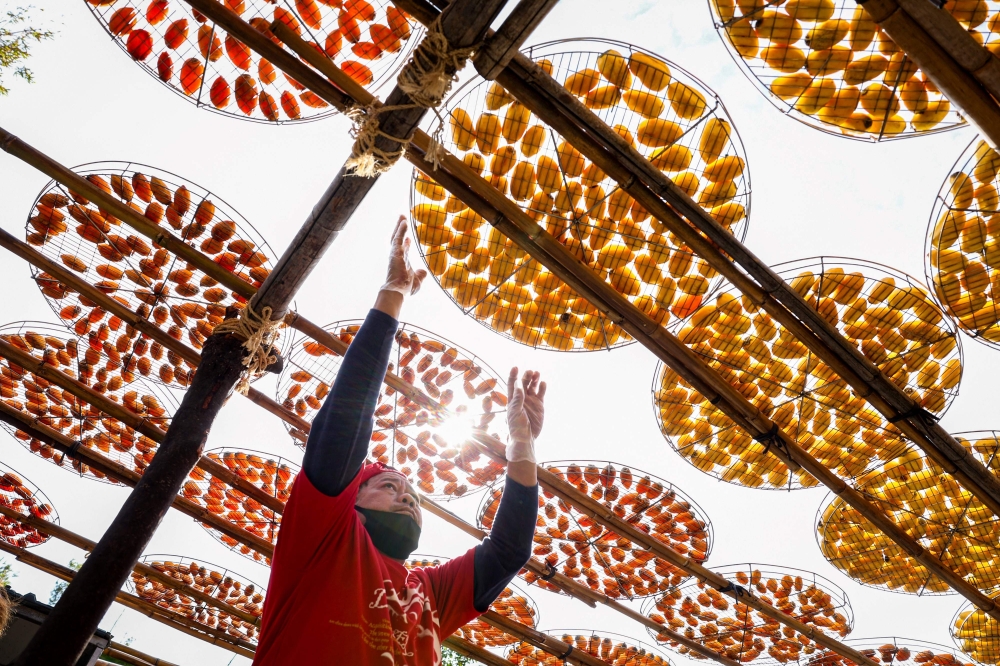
[356,472,423,528]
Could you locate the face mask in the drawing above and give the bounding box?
[356,507,421,560]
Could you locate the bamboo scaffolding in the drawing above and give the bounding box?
[855,0,1000,148]
[0,399,275,559]
[0,540,256,658]
[390,0,1000,534]
[228,0,509,321]
[0,11,983,664]
[0,229,733,665]
[0,249,832,666]
[259,3,1000,624]
[0,226,310,447]
[420,497,742,666]
[0,4,994,662]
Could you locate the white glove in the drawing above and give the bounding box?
[381,216,427,296]
[506,368,545,464]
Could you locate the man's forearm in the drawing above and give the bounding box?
[301,308,398,496]
[471,478,538,612]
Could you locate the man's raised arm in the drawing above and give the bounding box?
[471,369,545,611]
[302,217,426,497]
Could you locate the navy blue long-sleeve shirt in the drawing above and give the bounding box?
[302,308,537,612]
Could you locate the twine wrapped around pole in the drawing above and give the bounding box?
[345,15,478,177]
[212,304,288,395]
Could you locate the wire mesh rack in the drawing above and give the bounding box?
[408,555,541,649]
[926,136,1000,350]
[642,563,853,665]
[0,460,58,549]
[816,430,1000,596]
[25,161,288,390]
[506,628,673,666]
[705,0,974,141]
[276,320,509,500]
[409,37,751,351]
[83,0,422,123]
[807,637,976,666]
[182,447,298,566]
[479,460,713,601]
[952,594,1000,665]
[0,320,180,485]
[127,554,264,644]
[652,256,962,491]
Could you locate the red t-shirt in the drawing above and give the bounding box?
[254,468,480,665]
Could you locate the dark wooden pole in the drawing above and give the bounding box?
[13,331,247,666]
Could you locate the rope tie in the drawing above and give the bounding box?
[345,15,479,177]
[212,304,289,396]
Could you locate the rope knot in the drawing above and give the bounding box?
[212,304,287,396]
[345,15,479,177]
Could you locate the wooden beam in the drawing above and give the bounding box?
[857,0,1000,147]
[474,0,562,79]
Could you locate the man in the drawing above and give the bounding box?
[254,217,544,665]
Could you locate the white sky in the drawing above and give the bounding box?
[0,0,993,663]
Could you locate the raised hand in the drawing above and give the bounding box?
[381,215,427,297]
[506,367,546,464]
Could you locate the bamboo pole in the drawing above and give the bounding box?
[895,0,1000,100]
[0,540,256,658]
[0,504,260,626]
[443,636,512,666]
[473,0,562,80]
[0,398,275,559]
[106,642,178,666]
[857,0,1000,147]
[480,611,607,666]
[1,5,992,661]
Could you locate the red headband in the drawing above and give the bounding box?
[357,462,408,487]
